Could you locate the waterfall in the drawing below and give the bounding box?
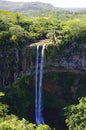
[35,44,45,125]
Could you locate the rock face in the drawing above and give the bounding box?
[18,42,86,106]
[0,47,22,87]
[0,41,86,87]
[21,42,86,76]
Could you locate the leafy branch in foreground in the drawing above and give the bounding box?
[64,97,86,130]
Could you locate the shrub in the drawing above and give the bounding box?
[64,97,86,130]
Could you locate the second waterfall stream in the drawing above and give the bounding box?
[35,44,45,125]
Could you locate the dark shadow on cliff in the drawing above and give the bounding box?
[44,108,68,130]
[27,105,68,130]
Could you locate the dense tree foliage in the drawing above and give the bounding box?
[64,97,86,130]
[0,9,86,49]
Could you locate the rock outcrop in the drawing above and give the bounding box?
[0,41,86,87]
[21,42,86,77]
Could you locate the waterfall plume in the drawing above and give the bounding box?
[35,44,45,125]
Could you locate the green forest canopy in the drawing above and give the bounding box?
[0,9,86,50]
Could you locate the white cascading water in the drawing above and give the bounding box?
[35,44,45,125]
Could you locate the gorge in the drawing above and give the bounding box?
[2,42,86,129]
[0,41,86,129]
[0,7,86,129]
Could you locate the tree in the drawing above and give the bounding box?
[9,25,29,48]
[64,97,86,130]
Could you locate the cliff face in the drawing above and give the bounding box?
[21,42,86,76]
[0,41,86,87]
[0,41,86,86]
[20,42,86,102]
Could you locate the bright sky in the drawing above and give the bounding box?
[7,0,86,8]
